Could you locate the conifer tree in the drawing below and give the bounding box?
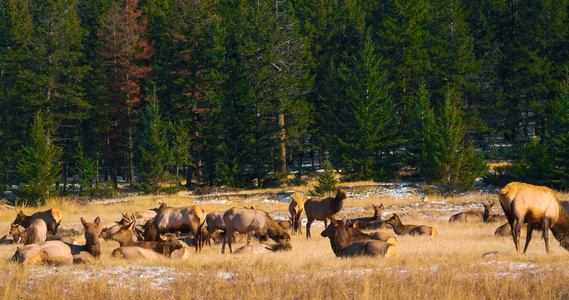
[420,86,487,194]
[544,77,569,188]
[75,143,100,194]
[138,91,173,194]
[13,113,62,205]
[311,160,338,196]
[327,36,399,180]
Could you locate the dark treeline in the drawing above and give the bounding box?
[2,0,569,201]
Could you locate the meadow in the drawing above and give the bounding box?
[1,183,569,299]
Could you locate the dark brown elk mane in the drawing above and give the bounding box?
[550,204,569,250]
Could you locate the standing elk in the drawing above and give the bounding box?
[321,219,399,258]
[304,188,347,238]
[206,211,226,236]
[24,219,47,245]
[498,182,569,254]
[385,214,438,236]
[221,207,292,253]
[142,205,206,253]
[482,202,508,223]
[288,197,304,235]
[13,207,62,235]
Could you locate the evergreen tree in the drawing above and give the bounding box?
[75,143,100,194]
[13,113,62,205]
[138,91,174,194]
[408,84,437,176]
[311,160,338,196]
[327,36,399,180]
[97,0,153,186]
[544,76,569,188]
[420,86,488,194]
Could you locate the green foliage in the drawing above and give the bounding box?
[262,172,288,188]
[75,143,100,193]
[417,86,488,194]
[138,92,175,194]
[327,35,399,181]
[12,113,62,205]
[512,139,554,186]
[311,160,338,196]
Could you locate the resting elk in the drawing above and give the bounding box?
[221,207,292,253]
[12,217,103,264]
[142,205,206,253]
[385,214,438,236]
[304,188,347,238]
[288,197,304,235]
[13,207,62,234]
[482,202,508,223]
[348,204,391,230]
[448,209,483,222]
[346,221,398,246]
[24,219,47,245]
[111,233,187,260]
[321,219,399,258]
[498,182,569,254]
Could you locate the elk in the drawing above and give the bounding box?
[288,197,304,235]
[347,204,391,230]
[24,219,47,245]
[347,221,398,246]
[12,216,103,264]
[448,209,483,222]
[482,202,508,223]
[13,207,62,234]
[304,188,347,238]
[10,224,79,245]
[498,182,569,254]
[321,219,399,258]
[111,233,186,260]
[233,243,291,254]
[142,205,207,253]
[221,207,292,253]
[277,220,292,231]
[385,214,438,236]
[206,211,226,236]
[494,222,531,237]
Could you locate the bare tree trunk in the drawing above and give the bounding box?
[278,112,286,173]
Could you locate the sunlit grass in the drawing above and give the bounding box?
[2,183,569,299]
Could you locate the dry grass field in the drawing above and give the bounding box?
[2,183,569,299]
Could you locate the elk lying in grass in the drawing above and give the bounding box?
[321,219,399,258]
[498,182,569,254]
[221,207,292,253]
[347,204,391,230]
[483,202,508,223]
[289,197,304,235]
[111,233,187,260]
[24,219,47,245]
[448,209,483,222]
[346,221,398,246]
[385,214,438,236]
[13,208,62,234]
[10,224,79,245]
[304,188,347,238]
[12,217,103,264]
[494,222,532,237]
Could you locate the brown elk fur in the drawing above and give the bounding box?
[303,188,347,238]
[482,202,508,223]
[111,233,185,259]
[385,214,438,236]
[12,217,102,265]
[288,197,304,235]
[448,210,483,222]
[143,205,206,253]
[277,220,292,231]
[221,207,292,253]
[498,182,569,254]
[13,208,62,235]
[24,219,47,245]
[206,211,226,235]
[320,219,399,258]
[494,222,531,237]
[346,221,398,246]
[233,243,290,254]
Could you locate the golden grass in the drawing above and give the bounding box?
[2,187,569,299]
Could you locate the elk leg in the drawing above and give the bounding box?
[246,230,253,246]
[514,216,525,254]
[523,223,534,254]
[542,218,551,253]
[306,217,314,238]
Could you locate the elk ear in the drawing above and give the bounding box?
[379,204,384,209]
[81,217,87,226]
[159,234,167,241]
[94,216,101,225]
